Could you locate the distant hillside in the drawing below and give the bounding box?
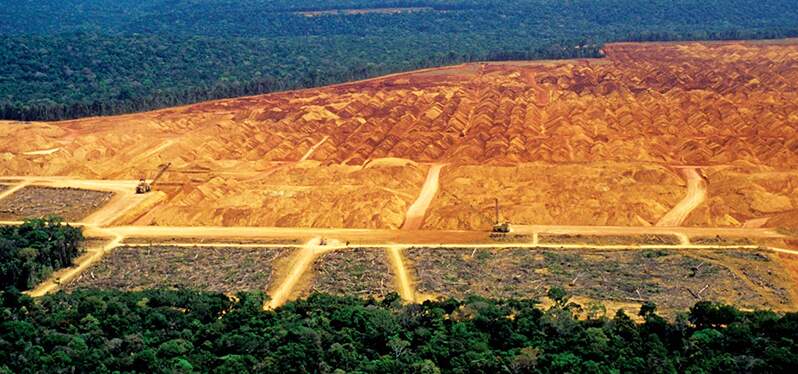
[2,0,798,120]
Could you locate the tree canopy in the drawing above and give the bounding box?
[2,288,797,373]
[2,0,798,120]
[0,218,83,291]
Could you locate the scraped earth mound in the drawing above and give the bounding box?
[2,40,798,228]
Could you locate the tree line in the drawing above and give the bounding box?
[0,218,83,291]
[1,286,797,373]
[2,0,798,120]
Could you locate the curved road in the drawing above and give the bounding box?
[657,168,707,227]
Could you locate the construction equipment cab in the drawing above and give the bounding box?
[136,163,171,194]
[492,222,511,233]
[135,178,152,194]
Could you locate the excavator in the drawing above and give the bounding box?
[442,191,511,233]
[136,163,171,194]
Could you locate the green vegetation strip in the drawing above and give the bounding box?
[1,288,797,372]
[3,0,798,120]
[0,218,83,291]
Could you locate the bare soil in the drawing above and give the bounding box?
[5,41,798,229]
[405,247,794,314]
[299,248,395,298]
[64,246,293,293]
[0,186,113,221]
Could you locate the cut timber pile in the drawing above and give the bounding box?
[405,247,793,313]
[299,248,395,298]
[0,186,112,221]
[64,246,293,293]
[691,236,755,246]
[538,234,681,245]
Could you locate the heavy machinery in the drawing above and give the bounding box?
[442,192,511,233]
[491,198,511,233]
[136,163,171,194]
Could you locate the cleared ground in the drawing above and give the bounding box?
[685,167,798,227]
[405,247,794,314]
[296,248,395,298]
[0,186,113,221]
[64,246,293,293]
[4,40,798,313]
[538,234,681,246]
[2,41,798,229]
[127,161,428,228]
[424,163,685,229]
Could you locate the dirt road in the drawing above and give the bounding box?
[4,175,796,299]
[0,180,31,202]
[265,237,335,309]
[401,164,444,230]
[300,136,329,162]
[27,230,124,297]
[387,246,415,302]
[657,168,706,226]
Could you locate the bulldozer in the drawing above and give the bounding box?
[136,163,171,194]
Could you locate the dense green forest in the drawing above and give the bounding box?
[2,287,797,373]
[0,218,83,291]
[2,0,798,120]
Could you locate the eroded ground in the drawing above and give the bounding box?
[424,163,685,229]
[0,186,113,221]
[405,247,794,314]
[685,167,798,227]
[2,41,798,229]
[64,246,293,293]
[126,160,427,228]
[5,40,798,313]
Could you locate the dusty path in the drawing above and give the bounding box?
[0,180,31,202]
[0,220,784,246]
[89,224,787,245]
[27,229,124,297]
[3,175,794,299]
[387,246,415,302]
[401,164,444,230]
[265,237,335,309]
[387,164,446,301]
[22,147,60,156]
[299,136,329,162]
[122,240,765,251]
[657,168,707,227]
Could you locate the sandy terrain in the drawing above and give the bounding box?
[4,39,798,312]
[424,162,685,229]
[2,40,798,229]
